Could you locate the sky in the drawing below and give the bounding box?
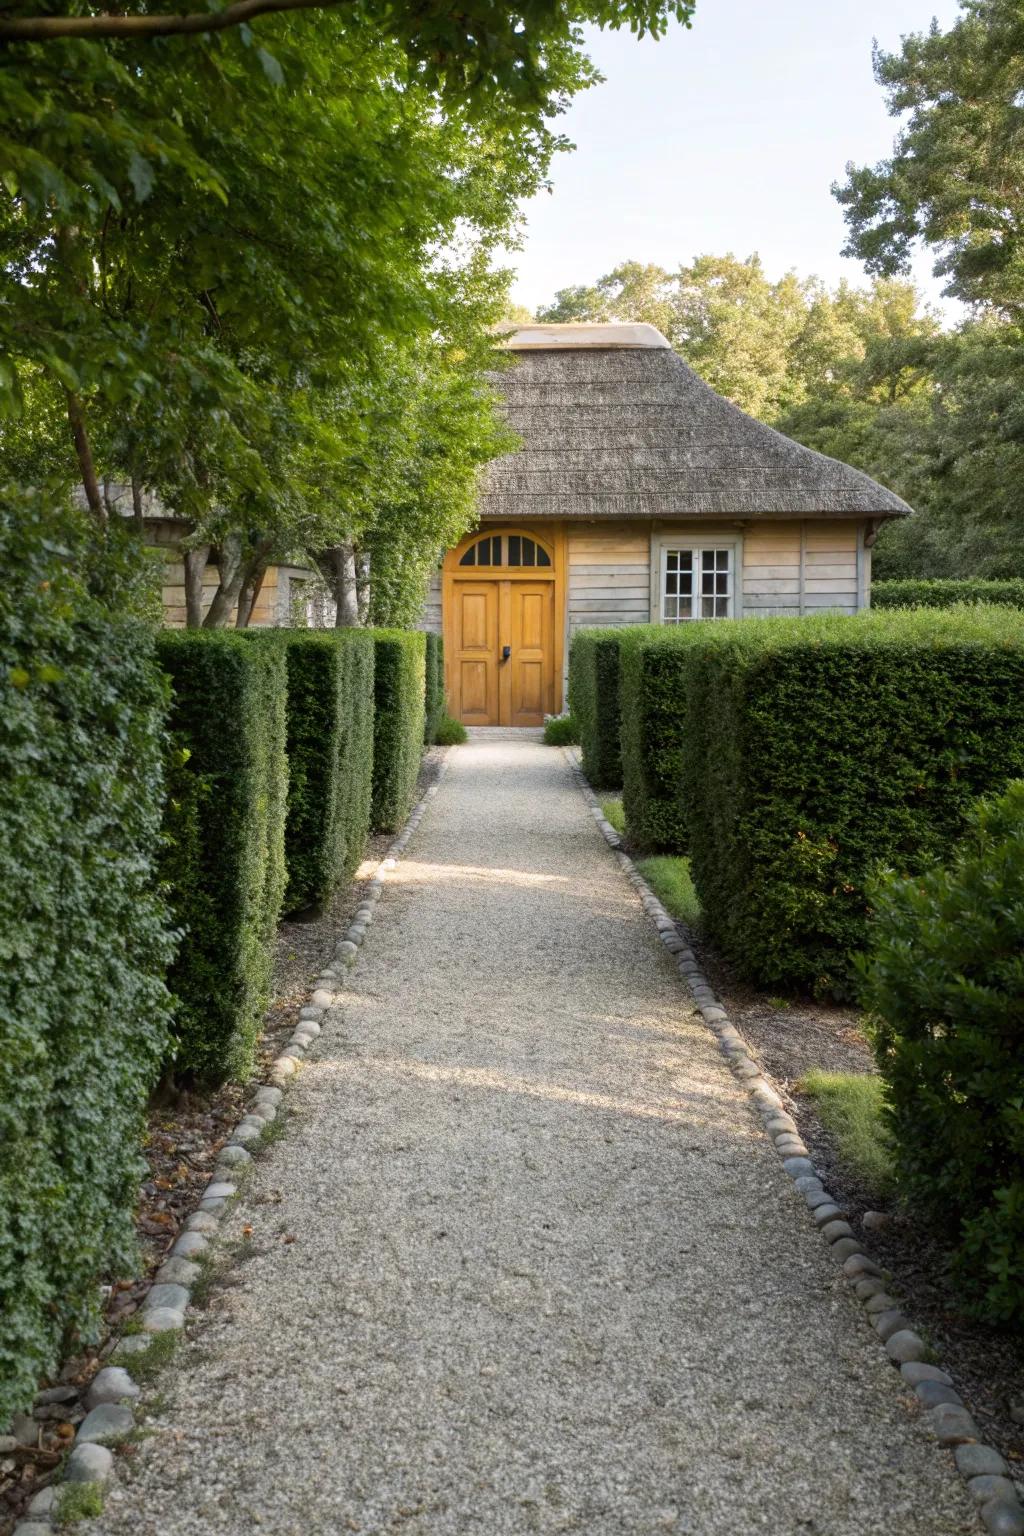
[506,0,964,319]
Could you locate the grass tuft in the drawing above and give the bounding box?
[112,1326,179,1383]
[799,1070,895,1198]
[637,854,702,930]
[57,1480,104,1525]
[600,797,626,835]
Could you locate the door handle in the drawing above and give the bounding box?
[501,645,511,662]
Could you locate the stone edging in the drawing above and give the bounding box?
[564,747,1024,1536]
[10,757,450,1536]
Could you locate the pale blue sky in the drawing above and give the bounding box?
[507,0,963,318]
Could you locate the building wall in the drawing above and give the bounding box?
[148,519,317,629]
[423,517,873,707]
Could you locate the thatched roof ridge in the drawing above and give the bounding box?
[478,326,912,521]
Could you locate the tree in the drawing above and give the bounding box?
[2,2,700,624]
[834,0,1024,316]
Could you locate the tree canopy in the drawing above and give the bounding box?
[2,0,696,623]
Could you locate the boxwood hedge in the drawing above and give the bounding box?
[568,629,624,788]
[369,629,426,832]
[873,578,1024,610]
[618,625,709,851]
[673,607,1024,996]
[281,631,374,913]
[0,505,173,1421]
[424,632,444,744]
[861,781,1024,1325]
[159,631,288,1084]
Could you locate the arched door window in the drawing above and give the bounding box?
[458,532,552,569]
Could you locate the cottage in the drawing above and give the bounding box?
[422,322,911,728]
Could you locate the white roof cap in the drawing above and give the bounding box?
[499,322,671,351]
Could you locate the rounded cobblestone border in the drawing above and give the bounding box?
[9,757,451,1535]
[564,747,1024,1536]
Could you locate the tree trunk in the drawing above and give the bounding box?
[131,475,145,529]
[202,531,246,628]
[235,558,269,629]
[356,548,371,626]
[65,390,105,524]
[184,544,211,629]
[312,542,362,627]
[335,541,360,626]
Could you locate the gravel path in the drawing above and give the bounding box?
[99,736,975,1536]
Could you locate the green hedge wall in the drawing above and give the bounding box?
[861,781,1024,1325]
[424,632,444,744]
[618,625,710,851]
[0,507,173,1422]
[674,607,1024,996]
[369,629,426,833]
[568,629,624,788]
[873,578,1024,610]
[281,631,375,913]
[159,631,288,1084]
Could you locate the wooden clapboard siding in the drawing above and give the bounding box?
[568,521,650,630]
[420,569,443,635]
[159,541,283,629]
[740,520,863,615]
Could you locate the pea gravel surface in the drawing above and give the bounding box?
[97,736,975,1536]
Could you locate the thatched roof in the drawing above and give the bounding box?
[479,323,912,521]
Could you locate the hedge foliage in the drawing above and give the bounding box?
[370,629,426,832]
[159,631,288,1084]
[424,632,445,744]
[0,503,173,1422]
[281,631,375,913]
[618,625,708,851]
[861,781,1024,1325]
[873,578,1024,610]
[674,607,1024,995]
[568,629,623,788]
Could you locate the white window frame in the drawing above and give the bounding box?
[658,539,739,624]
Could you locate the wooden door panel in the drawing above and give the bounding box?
[510,582,553,727]
[452,582,499,725]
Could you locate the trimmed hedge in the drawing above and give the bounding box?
[424,632,445,744]
[0,506,173,1421]
[873,578,1024,610]
[568,629,624,788]
[159,631,288,1084]
[281,631,375,912]
[369,629,426,832]
[618,625,708,851]
[673,607,1024,996]
[861,781,1024,1325]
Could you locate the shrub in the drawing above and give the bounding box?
[860,782,1024,1324]
[424,632,445,744]
[434,714,468,745]
[543,712,579,745]
[673,606,1024,995]
[568,629,624,787]
[873,578,1024,610]
[0,500,173,1421]
[618,624,709,851]
[158,631,288,1084]
[280,631,375,912]
[369,629,426,832]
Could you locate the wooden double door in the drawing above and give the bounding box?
[449,578,555,727]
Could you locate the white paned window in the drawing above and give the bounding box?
[662,546,733,622]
